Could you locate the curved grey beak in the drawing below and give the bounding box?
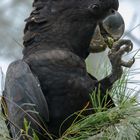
[101,11,125,40]
[90,11,125,51]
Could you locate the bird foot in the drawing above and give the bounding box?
[108,39,135,81]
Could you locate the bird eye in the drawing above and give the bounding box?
[88,4,99,11]
[92,4,99,10]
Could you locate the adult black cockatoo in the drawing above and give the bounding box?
[2,0,134,139]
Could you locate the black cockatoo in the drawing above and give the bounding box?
[2,0,134,139]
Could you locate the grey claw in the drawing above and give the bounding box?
[117,44,133,56]
[112,39,133,52]
[121,57,135,68]
[108,39,134,78]
[126,42,133,53]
